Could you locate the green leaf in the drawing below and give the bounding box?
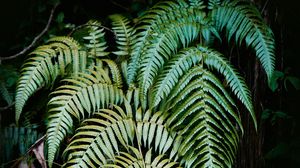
[268,70,285,92]
[285,76,300,91]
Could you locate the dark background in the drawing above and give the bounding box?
[0,0,299,167]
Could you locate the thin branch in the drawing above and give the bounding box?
[68,24,116,37]
[261,0,270,13]
[110,0,130,11]
[26,135,46,155]
[0,3,58,61]
[0,102,15,111]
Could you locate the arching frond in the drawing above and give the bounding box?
[164,70,241,168]
[126,0,190,85]
[0,82,13,106]
[137,11,204,109]
[212,0,275,79]
[110,14,135,57]
[83,20,109,57]
[135,110,175,154]
[149,47,202,108]
[102,59,123,88]
[47,68,124,166]
[198,46,256,129]
[15,36,89,123]
[63,105,134,168]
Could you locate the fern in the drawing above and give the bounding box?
[14,0,276,167]
[150,47,202,108]
[63,105,134,167]
[63,103,177,167]
[137,10,204,108]
[82,20,109,58]
[199,46,256,129]
[127,0,190,85]
[110,14,135,57]
[1,126,42,163]
[47,67,124,166]
[0,82,13,105]
[212,0,275,79]
[15,36,88,122]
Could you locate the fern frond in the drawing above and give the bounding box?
[126,0,190,85]
[63,105,134,167]
[166,67,235,111]
[212,0,275,79]
[15,36,89,122]
[102,147,180,168]
[188,0,205,8]
[15,46,59,123]
[136,110,175,154]
[83,20,109,57]
[110,14,135,57]
[0,82,13,105]
[168,87,239,167]
[137,12,204,109]
[1,126,42,162]
[150,47,202,108]
[208,0,221,9]
[47,68,124,167]
[102,59,123,88]
[199,46,256,129]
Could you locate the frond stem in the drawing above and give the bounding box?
[68,24,116,37]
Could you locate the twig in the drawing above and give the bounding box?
[0,102,15,111]
[261,0,270,13]
[26,134,46,155]
[110,0,130,11]
[0,3,58,61]
[68,24,116,37]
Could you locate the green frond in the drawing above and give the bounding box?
[188,0,205,8]
[212,0,275,79]
[199,46,256,130]
[137,12,204,109]
[15,36,89,123]
[165,66,203,104]
[154,55,241,167]
[136,110,175,154]
[150,47,202,109]
[0,65,17,106]
[102,147,144,168]
[0,82,13,105]
[47,68,124,167]
[110,14,135,57]
[83,20,110,57]
[173,92,238,167]
[126,0,190,85]
[208,0,221,9]
[102,147,180,168]
[126,87,140,111]
[1,126,42,163]
[15,46,59,123]
[102,59,123,88]
[63,105,134,168]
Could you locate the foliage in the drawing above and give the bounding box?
[268,69,300,92]
[0,126,42,166]
[13,0,276,167]
[0,65,18,107]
